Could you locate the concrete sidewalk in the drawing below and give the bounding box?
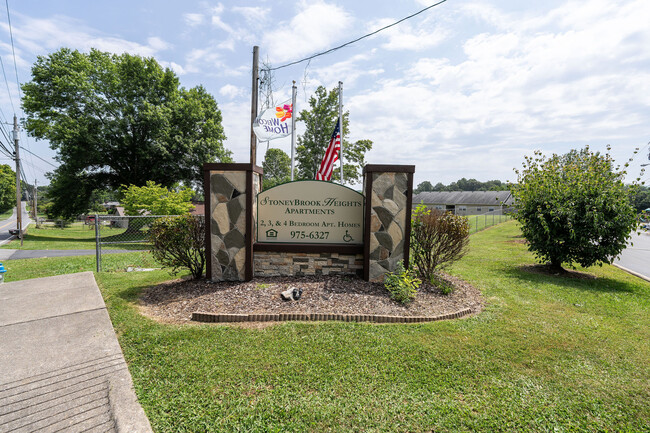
[0,272,152,433]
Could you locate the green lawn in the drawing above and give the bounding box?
[5,221,650,432]
[467,213,512,233]
[0,208,13,220]
[1,221,149,250]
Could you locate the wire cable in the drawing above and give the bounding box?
[20,145,58,168]
[5,0,22,102]
[0,56,15,113]
[262,0,448,72]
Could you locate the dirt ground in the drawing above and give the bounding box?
[139,273,484,324]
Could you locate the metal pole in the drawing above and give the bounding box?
[338,81,343,184]
[13,115,22,246]
[291,81,297,181]
[33,179,37,220]
[95,214,101,272]
[250,46,259,166]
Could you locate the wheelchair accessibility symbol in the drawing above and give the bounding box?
[343,230,353,243]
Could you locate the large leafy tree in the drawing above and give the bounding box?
[296,86,371,184]
[22,48,231,218]
[0,164,16,213]
[262,148,291,189]
[511,147,638,271]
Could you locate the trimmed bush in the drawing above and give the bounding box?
[384,260,421,304]
[410,205,470,283]
[148,215,205,279]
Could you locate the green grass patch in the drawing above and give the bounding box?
[2,221,149,250]
[467,213,512,233]
[8,221,650,432]
[0,208,13,220]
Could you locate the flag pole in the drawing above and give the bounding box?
[338,81,343,184]
[250,46,259,165]
[291,81,297,181]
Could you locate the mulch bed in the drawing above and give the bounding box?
[138,273,484,324]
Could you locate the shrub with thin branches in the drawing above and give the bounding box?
[148,215,205,279]
[410,205,470,283]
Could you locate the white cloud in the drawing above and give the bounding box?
[262,0,353,63]
[219,84,245,99]
[183,13,204,27]
[1,13,170,58]
[211,3,235,34]
[345,0,650,185]
[368,17,450,51]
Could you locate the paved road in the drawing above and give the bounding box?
[615,230,650,281]
[0,272,152,432]
[0,202,32,245]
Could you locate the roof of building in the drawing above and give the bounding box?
[413,191,513,206]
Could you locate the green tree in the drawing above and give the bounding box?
[22,48,231,218]
[262,148,291,189]
[414,181,434,194]
[121,181,194,216]
[0,165,16,213]
[296,86,372,184]
[511,147,638,271]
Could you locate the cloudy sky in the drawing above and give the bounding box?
[1,0,649,189]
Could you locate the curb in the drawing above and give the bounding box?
[191,308,474,324]
[612,263,650,283]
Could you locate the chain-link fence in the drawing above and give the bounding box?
[467,207,515,234]
[94,215,178,272]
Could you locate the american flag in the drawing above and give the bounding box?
[315,120,341,181]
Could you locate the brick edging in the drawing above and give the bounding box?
[191,308,473,324]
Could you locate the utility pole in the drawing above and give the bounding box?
[250,46,259,166]
[13,115,22,246]
[33,179,37,220]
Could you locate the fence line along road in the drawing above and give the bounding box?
[94,214,180,272]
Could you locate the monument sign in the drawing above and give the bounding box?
[257,180,363,244]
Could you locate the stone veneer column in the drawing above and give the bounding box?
[363,165,415,282]
[203,163,262,281]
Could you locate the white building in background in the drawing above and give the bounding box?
[412,191,514,216]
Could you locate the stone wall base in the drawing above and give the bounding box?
[254,252,363,277]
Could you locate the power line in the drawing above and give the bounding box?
[19,145,57,168]
[5,0,22,102]
[263,0,448,72]
[0,56,15,113]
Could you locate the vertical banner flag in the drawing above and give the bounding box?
[253,99,293,141]
[315,120,341,181]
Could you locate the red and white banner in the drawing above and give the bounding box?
[315,120,341,181]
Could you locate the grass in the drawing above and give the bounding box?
[0,208,13,220]
[5,221,650,432]
[467,213,512,233]
[1,221,149,250]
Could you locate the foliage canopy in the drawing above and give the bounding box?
[22,48,231,218]
[121,181,194,216]
[262,148,291,189]
[511,147,638,270]
[0,164,16,213]
[296,86,371,184]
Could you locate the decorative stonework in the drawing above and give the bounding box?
[254,252,363,277]
[205,163,414,282]
[364,166,415,282]
[209,170,247,281]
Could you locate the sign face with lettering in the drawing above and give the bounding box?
[257,180,364,244]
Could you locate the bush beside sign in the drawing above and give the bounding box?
[257,180,364,244]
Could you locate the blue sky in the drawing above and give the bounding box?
[1,0,649,189]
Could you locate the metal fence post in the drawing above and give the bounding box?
[95,214,101,272]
